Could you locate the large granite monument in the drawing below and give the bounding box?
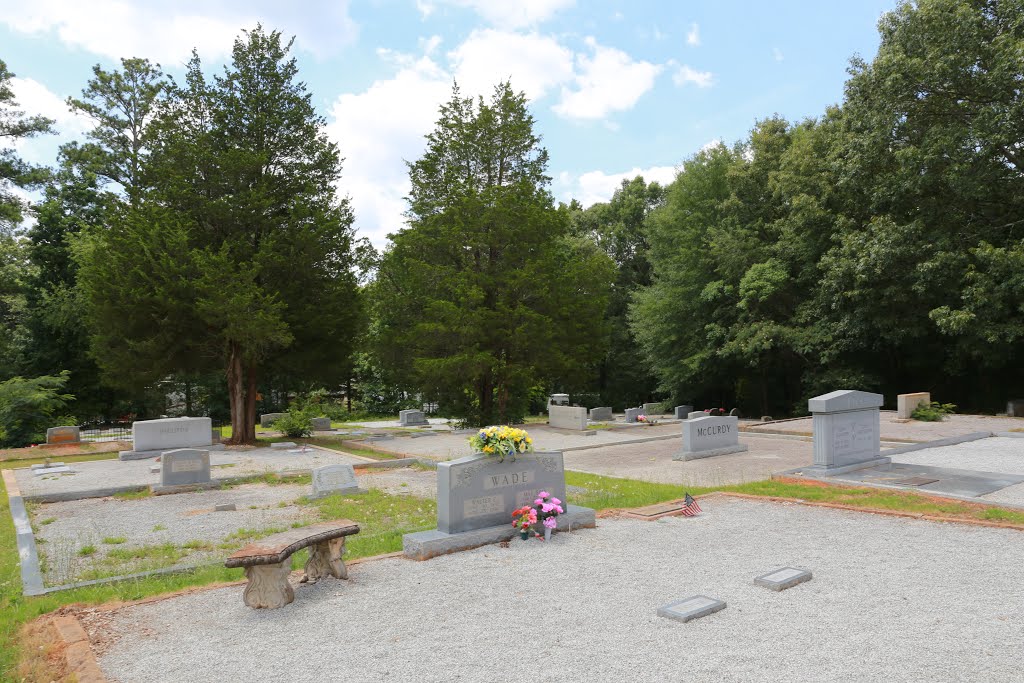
[549,405,587,430]
[673,415,748,461]
[120,417,223,461]
[808,390,888,472]
[403,451,595,560]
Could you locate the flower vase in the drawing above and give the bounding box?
[544,526,552,542]
[519,529,529,540]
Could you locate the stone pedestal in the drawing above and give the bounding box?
[809,390,888,472]
[302,537,348,583]
[242,563,294,609]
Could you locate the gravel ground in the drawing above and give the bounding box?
[890,437,1024,475]
[748,412,1024,442]
[14,446,368,499]
[980,482,1024,506]
[97,497,1024,682]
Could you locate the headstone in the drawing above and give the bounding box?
[549,405,587,430]
[548,393,570,406]
[260,412,286,428]
[399,409,428,426]
[674,415,748,461]
[625,407,642,423]
[311,464,364,498]
[1006,400,1024,417]
[642,402,663,416]
[809,389,887,472]
[687,411,705,420]
[120,417,221,460]
[673,405,693,419]
[160,449,211,487]
[897,392,930,419]
[754,567,812,592]
[589,406,613,422]
[45,426,80,445]
[311,417,332,431]
[657,596,727,623]
[271,441,298,449]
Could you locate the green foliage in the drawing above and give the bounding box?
[371,82,614,426]
[0,372,73,447]
[0,59,54,233]
[911,401,957,422]
[274,409,313,438]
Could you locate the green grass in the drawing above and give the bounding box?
[152,524,166,532]
[38,518,56,526]
[77,545,96,557]
[113,488,151,500]
[102,537,127,545]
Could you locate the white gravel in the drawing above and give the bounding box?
[97,497,1024,682]
[891,437,1024,475]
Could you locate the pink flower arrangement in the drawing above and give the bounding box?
[511,491,565,540]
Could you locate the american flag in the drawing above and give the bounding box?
[681,493,702,517]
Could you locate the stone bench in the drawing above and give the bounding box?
[225,520,360,609]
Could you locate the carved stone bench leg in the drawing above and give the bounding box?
[302,536,348,583]
[243,561,294,609]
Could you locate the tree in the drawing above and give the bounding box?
[76,27,363,443]
[0,371,73,447]
[371,82,614,426]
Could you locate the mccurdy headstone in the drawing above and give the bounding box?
[674,415,747,461]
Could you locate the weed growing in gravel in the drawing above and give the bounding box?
[102,537,126,545]
[152,524,166,531]
[113,489,151,500]
[39,518,56,525]
[302,488,435,558]
[77,545,96,557]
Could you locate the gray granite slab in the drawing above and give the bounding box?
[657,596,727,623]
[270,442,297,449]
[755,567,812,591]
[589,407,613,422]
[161,449,211,487]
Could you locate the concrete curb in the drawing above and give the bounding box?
[3,468,45,596]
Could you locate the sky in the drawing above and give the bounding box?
[0,0,899,248]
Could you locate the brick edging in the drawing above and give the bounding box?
[50,615,106,682]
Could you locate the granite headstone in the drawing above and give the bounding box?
[897,392,930,419]
[311,464,363,498]
[589,406,613,422]
[260,412,286,428]
[399,409,429,426]
[311,417,332,431]
[674,415,748,460]
[625,407,642,423]
[809,389,887,471]
[160,449,211,487]
[673,405,694,420]
[45,426,80,445]
[549,405,587,430]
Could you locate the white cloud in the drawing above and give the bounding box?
[686,23,700,47]
[559,165,678,206]
[673,64,714,88]
[773,48,785,62]
[0,0,357,64]
[700,138,723,153]
[553,37,662,120]
[2,77,94,164]
[416,0,574,28]
[448,30,574,101]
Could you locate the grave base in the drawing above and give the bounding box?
[119,444,224,461]
[151,481,219,495]
[673,444,749,461]
[804,456,892,475]
[402,505,596,561]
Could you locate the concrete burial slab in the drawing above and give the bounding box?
[657,596,727,623]
[754,567,812,591]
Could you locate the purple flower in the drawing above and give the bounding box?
[551,497,561,505]
[555,505,564,514]
[541,503,554,513]
[534,498,543,506]
[538,491,550,498]
[543,517,557,529]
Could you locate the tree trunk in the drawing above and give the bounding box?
[226,342,246,445]
[243,364,258,444]
[479,372,494,426]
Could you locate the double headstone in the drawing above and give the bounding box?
[549,405,587,430]
[624,407,643,423]
[311,417,332,431]
[120,417,221,461]
[399,409,429,426]
[674,405,694,420]
[45,426,80,445]
[260,413,286,428]
[311,464,364,498]
[896,392,930,419]
[809,390,887,472]
[159,449,211,488]
[674,415,748,461]
[589,406,613,422]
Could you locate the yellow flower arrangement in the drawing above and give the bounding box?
[468,426,534,462]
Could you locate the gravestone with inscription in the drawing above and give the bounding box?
[403,450,596,560]
[625,407,642,423]
[589,406,613,422]
[45,426,80,445]
[674,405,693,420]
[673,415,748,461]
[549,405,587,430]
[159,449,211,488]
[809,389,887,472]
[120,417,222,461]
[311,464,365,498]
[311,417,332,431]
[399,409,429,426]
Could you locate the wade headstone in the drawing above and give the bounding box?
[897,392,930,419]
[399,409,429,426]
[549,405,587,430]
[589,406,613,422]
[311,464,365,498]
[160,449,211,488]
[809,389,887,472]
[260,413,285,428]
[673,405,694,420]
[402,451,596,560]
[45,426,80,445]
[625,407,642,423]
[674,415,747,461]
[120,417,221,461]
[311,417,332,431]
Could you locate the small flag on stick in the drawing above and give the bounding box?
[681,493,701,517]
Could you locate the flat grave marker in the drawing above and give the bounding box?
[754,567,813,591]
[657,596,727,623]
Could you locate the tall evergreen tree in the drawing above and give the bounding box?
[371,82,614,425]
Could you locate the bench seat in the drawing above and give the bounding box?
[226,520,360,609]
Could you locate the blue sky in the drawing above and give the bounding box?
[1,0,898,247]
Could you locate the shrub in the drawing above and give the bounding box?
[274,409,312,438]
[0,371,74,447]
[911,401,956,422]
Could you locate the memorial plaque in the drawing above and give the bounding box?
[754,567,813,591]
[589,406,613,422]
[160,449,211,487]
[657,596,727,623]
[893,476,940,487]
[549,405,587,430]
[312,464,361,498]
[45,426,80,445]
[437,451,568,534]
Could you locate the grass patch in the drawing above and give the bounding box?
[77,545,96,557]
[152,524,166,532]
[113,488,151,500]
[301,488,435,559]
[39,518,56,526]
[102,537,127,545]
